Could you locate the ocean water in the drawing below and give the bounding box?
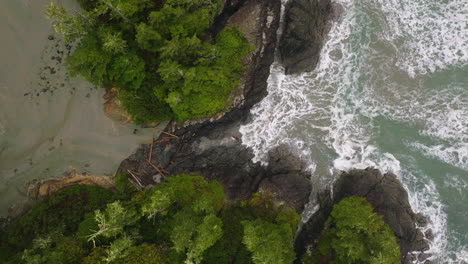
[240,0,467,263]
[0,0,156,215]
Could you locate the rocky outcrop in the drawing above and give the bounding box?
[116,0,313,213]
[118,123,311,212]
[3,169,115,220]
[27,169,115,201]
[181,0,283,127]
[102,88,131,122]
[280,0,333,74]
[295,168,432,264]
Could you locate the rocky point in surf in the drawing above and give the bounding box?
[117,0,432,262]
[117,0,313,212]
[295,168,432,264]
[2,0,435,263]
[280,0,333,74]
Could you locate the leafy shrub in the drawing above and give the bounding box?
[21,234,86,264]
[203,193,300,264]
[113,244,167,264]
[3,185,117,250]
[46,0,252,123]
[242,219,296,264]
[304,196,400,264]
[2,174,301,264]
[114,172,138,196]
[139,174,225,264]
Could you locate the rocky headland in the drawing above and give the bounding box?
[116,1,431,262]
[295,168,432,263]
[3,0,432,263]
[117,0,314,212]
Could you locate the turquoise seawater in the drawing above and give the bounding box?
[241,0,467,262]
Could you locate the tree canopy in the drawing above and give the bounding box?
[0,174,300,264]
[303,196,401,264]
[45,0,252,123]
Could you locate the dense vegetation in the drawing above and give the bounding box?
[0,174,402,264]
[302,196,401,264]
[45,0,252,123]
[0,174,299,264]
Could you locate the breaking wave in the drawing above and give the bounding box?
[240,0,467,262]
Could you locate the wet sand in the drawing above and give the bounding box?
[0,0,161,215]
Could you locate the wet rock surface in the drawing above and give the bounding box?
[280,0,333,74]
[118,121,312,212]
[295,168,432,263]
[117,0,312,212]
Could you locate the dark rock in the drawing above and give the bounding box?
[116,0,318,213]
[118,122,311,212]
[115,2,310,211]
[280,0,332,74]
[118,0,285,193]
[295,168,432,263]
[48,35,54,40]
[258,173,311,211]
[114,0,311,212]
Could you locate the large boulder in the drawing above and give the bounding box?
[280,0,332,74]
[295,168,432,263]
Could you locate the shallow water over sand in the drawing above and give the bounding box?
[0,0,155,215]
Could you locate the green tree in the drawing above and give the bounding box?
[46,0,251,123]
[171,211,223,264]
[103,236,133,263]
[21,235,85,264]
[113,244,167,264]
[87,201,138,246]
[66,34,113,87]
[45,2,93,43]
[242,219,296,264]
[101,31,127,54]
[203,193,300,264]
[306,196,400,264]
[139,174,225,263]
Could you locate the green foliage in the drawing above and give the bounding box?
[87,201,139,246]
[103,236,134,263]
[140,174,224,218]
[2,174,302,264]
[242,219,296,264]
[66,33,145,90]
[45,2,92,43]
[46,0,251,123]
[171,211,223,264]
[202,205,253,264]
[21,235,86,264]
[139,174,225,263]
[3,185,117,250]
[114,172,138,196]
[113,244,167,264]
[117,83,174,124]
[203,193,300,264]
[81,247,107,264]
[305,196,401,264]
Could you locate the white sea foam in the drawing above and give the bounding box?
[240,0,467,262]
[373,0,468,77]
